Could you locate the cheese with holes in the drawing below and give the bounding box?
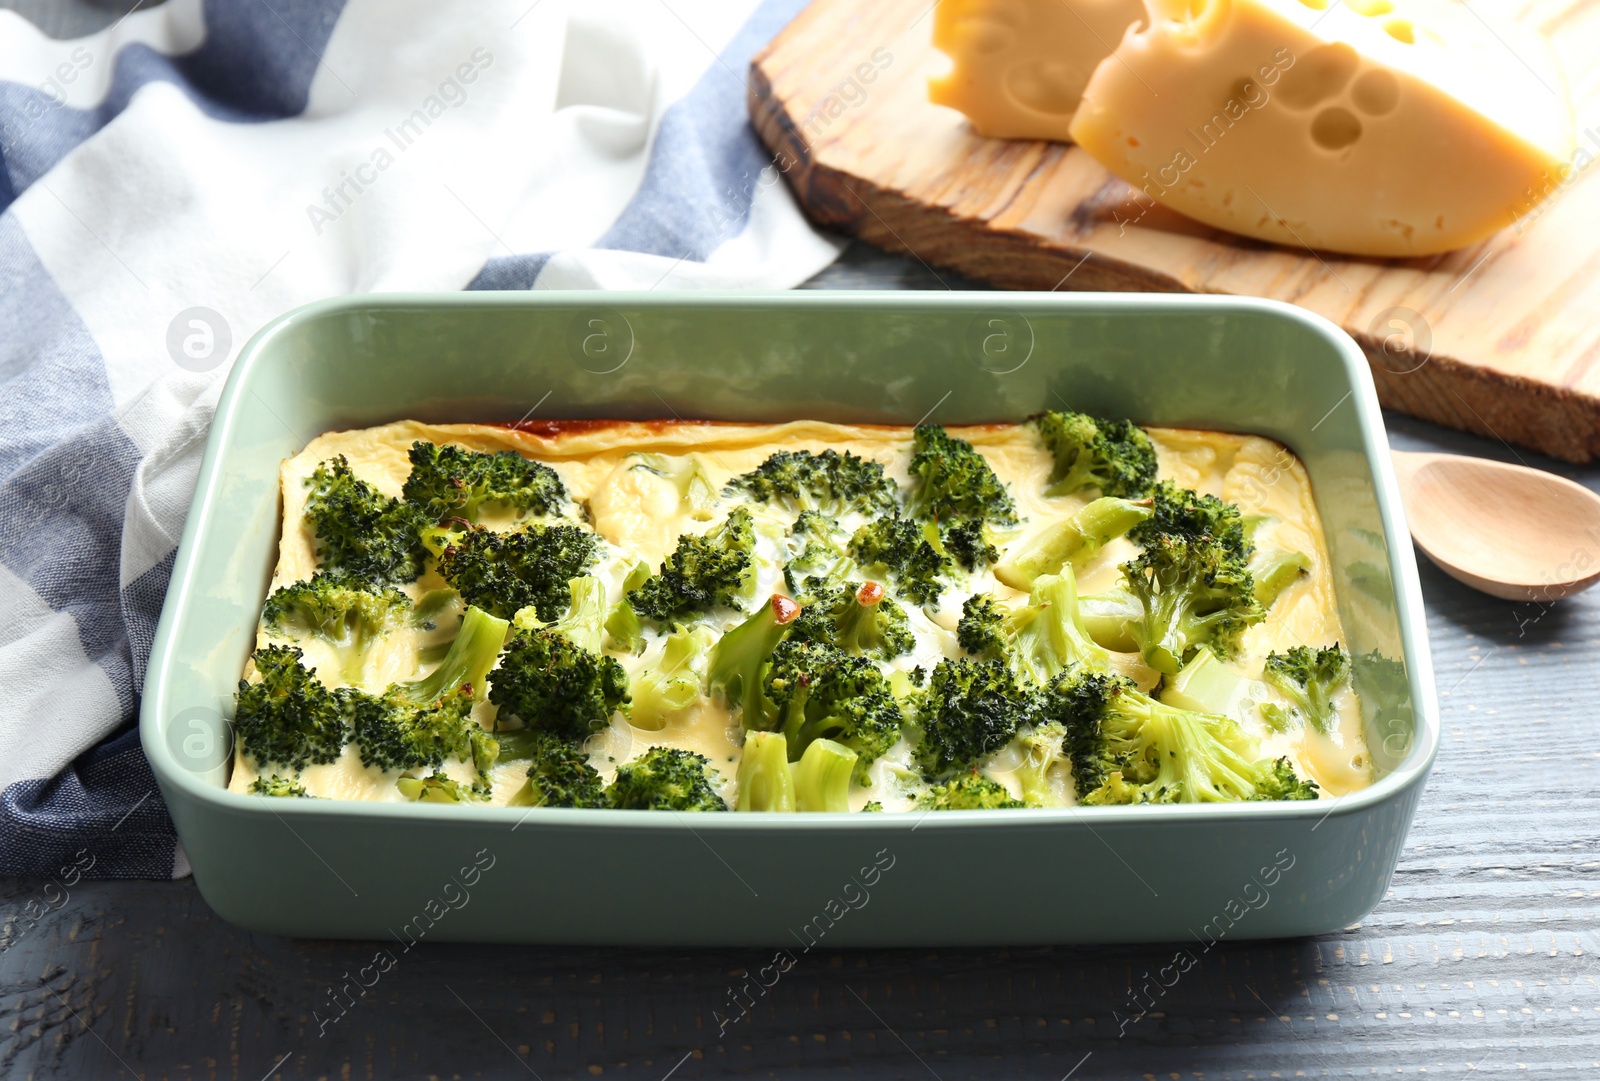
[928,0,1145,140]
[1067,0,1573,255]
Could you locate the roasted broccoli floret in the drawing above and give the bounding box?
[1030,410,1158,499]
[607,747,729,811]
[261,571,412,683]
[905,423,1016,525]
[942,520,999,571]
[848,515,952,606]
[489,615,629,744]
[632,624,716,730]
[791,581,915,660]
[957,570,1111,684]
[1048,670,1318,803]
[627,453,720,521]
[1260,645,1350,734]
[916,774,1025,810]
[1252,757,1323,801]
[956,594,1006,656]
[728,448,898,517]
[234,645,355,771]
[303,456,431,583]
[1122,532,1262,675]
[762,639,904,769]
[396,770,483,803]
[993,496,1153,591]
[792,738,859,812]
[436,521,600,621]
[1129,482,1251,556]
[248,774,312,798]
[911,658,1037,778]
[707,594,800,728]
[352,684,478,773]
[402,441,567,524]
[1012,721,1070,808]
[736,731,796,812]
[1119,491,1261,675]
[628,507,758,621]
[391,605,510,707]
[783,511,859,593]
[506,731,608,808]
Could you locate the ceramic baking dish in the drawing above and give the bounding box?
[141,292,1438,945]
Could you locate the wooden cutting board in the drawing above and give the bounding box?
[749,0,1600,462]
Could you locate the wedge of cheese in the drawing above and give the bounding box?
[928,0,1146,140]
[1067,0,1573,256]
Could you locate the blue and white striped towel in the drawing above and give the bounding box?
[0,0,840,879]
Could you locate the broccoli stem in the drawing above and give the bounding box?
[513,575,608,654]
[837,582,885,646]
[336,640,376,686]
[1252,548,1310,609]
[1013,722,1069,807]
[707,594,800,729]
[1136,590,1190,676]
[604,562,651,654]
[735,731,796,812]
[469,729,499,793]
[994,496,1153,590]
[1161,647,1253,720]
[392,605,509,705]
[792,738,857,812]
[631,625,715,731]
[1078,589,1141,652]
[1008,567,1111,681]
[487,728,543,760]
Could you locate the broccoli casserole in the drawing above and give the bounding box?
[229,413,1371,811]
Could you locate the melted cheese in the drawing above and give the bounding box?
[1067,0,1573,255]
[230,419,1370,806]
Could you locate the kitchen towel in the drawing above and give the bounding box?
[0,0,840,879]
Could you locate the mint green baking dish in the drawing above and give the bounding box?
[140,292,1437,945]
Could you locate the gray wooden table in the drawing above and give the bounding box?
[3,241,1598,1079]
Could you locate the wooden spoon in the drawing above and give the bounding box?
[1390,450,1600,601]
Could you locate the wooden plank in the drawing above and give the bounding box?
[749,0,1600,461]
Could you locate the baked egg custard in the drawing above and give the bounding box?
[230,415,1372,811]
